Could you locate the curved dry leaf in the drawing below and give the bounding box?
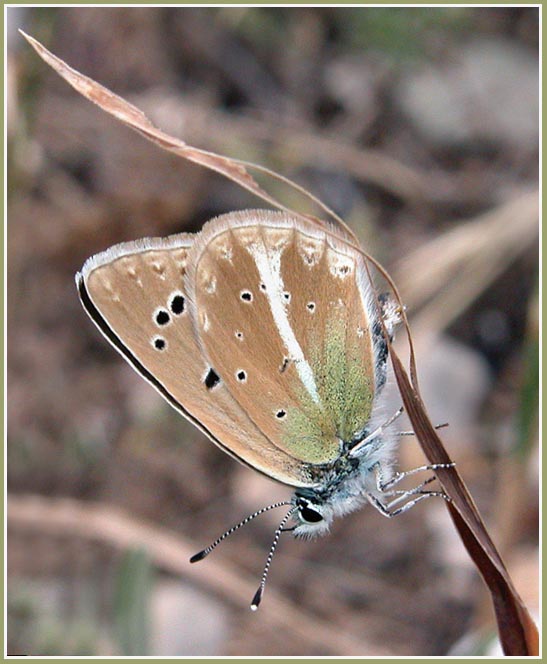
[20,31,287,218]
[20,31,360,245]
[389,349,538,656]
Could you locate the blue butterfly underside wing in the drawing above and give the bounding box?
[77,210,382,488]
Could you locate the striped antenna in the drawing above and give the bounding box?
[250,506,297,611]
[190,501,292,563]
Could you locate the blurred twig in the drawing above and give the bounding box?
[7,494,393,656]
[393,189,539,338]
[140,90,437,205]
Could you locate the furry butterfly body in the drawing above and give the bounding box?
[77,210,400,540]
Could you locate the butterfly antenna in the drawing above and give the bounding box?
[250,506,297,611]
[190,501,292,563]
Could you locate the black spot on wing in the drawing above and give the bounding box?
[204,368,221,390]
[169,294,185,315]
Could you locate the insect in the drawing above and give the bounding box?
[77,209,450,608]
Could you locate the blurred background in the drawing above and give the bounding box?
[7,5,539,657]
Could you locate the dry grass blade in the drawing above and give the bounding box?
[389,348,538,656]
[19,31,290,219]
[20,30,357,243]
[364,251,537,656]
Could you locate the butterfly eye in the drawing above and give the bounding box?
[299,504,323,523]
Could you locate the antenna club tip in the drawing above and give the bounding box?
[189,550,208,563]
[250,587,263,611]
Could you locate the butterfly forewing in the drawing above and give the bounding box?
[187,211,378,466]
[77,234,316,487]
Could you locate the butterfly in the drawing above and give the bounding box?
[77,209,449,608]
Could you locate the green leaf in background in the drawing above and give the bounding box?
[113,548,153,656]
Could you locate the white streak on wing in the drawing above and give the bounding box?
[252,243,320,404]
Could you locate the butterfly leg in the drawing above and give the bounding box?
[366,489,449,518]
[381,474,436,500]
[382,477,448,511]
[366,461,452,517]
[397,421,449,437]
[373,461,455,493]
